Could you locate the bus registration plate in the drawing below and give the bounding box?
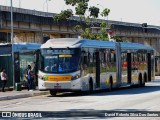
[54,86,61,89]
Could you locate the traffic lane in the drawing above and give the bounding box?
[0,81,160,112]
[48,81,160,97]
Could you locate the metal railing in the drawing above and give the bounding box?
[0,5,55,17]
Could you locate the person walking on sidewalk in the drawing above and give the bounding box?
[26,65,34,91]
[1,67,8,92]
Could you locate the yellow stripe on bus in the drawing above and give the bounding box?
[48,76,72,81]
[59,54,72,57]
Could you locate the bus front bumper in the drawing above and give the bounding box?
[38,79,81,91]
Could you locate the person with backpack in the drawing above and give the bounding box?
[26,65,34,91]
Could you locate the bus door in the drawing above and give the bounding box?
[127,53,131,84]
[95,51,100,88]
[147,53,151,81]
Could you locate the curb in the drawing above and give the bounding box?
[0,91,49,101]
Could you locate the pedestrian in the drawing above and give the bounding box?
[0,67,8,92]
[26,65,34,91]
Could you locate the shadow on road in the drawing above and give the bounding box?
[47,81,160,97]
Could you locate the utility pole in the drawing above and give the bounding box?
[43,0,49,13]
[11,0,15,88]
[19,0,21,8]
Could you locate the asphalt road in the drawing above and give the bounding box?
[0,80,160,120]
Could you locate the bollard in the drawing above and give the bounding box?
[15,83,21,91]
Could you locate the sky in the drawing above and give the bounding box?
[0,0,160,26]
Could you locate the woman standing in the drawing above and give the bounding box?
[1,67,8,92]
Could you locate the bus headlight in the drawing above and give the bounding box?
[72,74,80,80]
[43,75,48,81]
[38,75,48,81]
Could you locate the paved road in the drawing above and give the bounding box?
[0,80,160,119]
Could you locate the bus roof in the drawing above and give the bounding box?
[41,38,154,50]
[41,38,115,49]
[120,42,154,50]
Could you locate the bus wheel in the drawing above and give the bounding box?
[109,77,113,92]
[144,73,147,82]
[88,79,93,94]
[50,90,57,96]
[142,73,147,87]
[138,74,143,87]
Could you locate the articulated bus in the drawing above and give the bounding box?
[38,38,155,95]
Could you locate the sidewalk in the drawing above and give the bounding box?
[0,89,49,101]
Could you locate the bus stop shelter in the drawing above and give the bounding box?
[0,43,41,89]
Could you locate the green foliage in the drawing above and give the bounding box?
[100,22,107,28]
[89,6,100,18]
[81,28,96,40]
[65,0,77,6]
[64,0,89,6]
[111,36,123,42]
[74,25,82,32]
[54,9,73,22]
[95,22,109,41]
[101,8,110,17]
[96,30,109,41]
[84,16,91,26]
[75,2,88,15]
[53,0,110,41]
[81,28,91,39]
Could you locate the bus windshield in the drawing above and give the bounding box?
[40,48,80,73]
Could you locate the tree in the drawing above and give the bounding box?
[101,8,110,17]
[54,9,73,22]
[111,36,123,42]
[54,0,110,40]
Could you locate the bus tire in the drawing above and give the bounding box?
[50,90,57,96]
[138,74,143,87]
[143,73,147,87]
[88,79,93,94]
[109,77,113,91]
[144,73,147,82]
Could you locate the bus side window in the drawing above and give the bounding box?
[111,53,115,63]
[114,53,116,62]
[132,54,134,62]
[109,53,111,62]
[40,54,44,70]
[137,53,140,62]
[104,52,106,63]
[83,56,88,65]
[81,50,88,66]
[143,53,146,61]
[88,52,91,64]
